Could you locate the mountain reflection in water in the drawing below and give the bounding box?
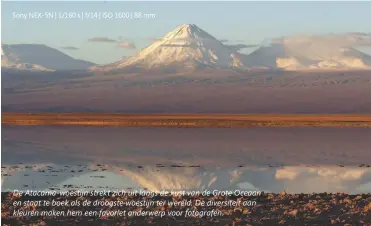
[2,163,371,194]
[2,126,371,194]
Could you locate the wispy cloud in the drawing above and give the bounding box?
[219,39,229,43]
[273,33,371,47]
[226,44,260,51]
[220,39,246,43]
[347,32,370,36]
[119,41,136,49]
[60,46,79,50]
[88,37,117,43]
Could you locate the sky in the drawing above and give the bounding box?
[2,1,371,64]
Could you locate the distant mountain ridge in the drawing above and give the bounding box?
[1,44,95,71]
[93,25,371,72]
[245,34,371,70]
[3,26,371,73]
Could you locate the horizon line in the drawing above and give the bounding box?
[3,0,371,1]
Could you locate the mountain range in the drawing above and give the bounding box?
[245,34,371,70]
[3,24,371,73]
[92,24,371,72]
[1,44,95,71]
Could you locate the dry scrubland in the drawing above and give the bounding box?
[3,113,371,127]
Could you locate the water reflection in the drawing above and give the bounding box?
[2,163,371,194]
[2,126,371,194]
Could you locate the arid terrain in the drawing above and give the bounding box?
[2,69,371,113]
[3,4,371,226]
[2,192,371,226]
[3,113,371,128]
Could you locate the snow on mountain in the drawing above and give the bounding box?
[2,45,54,71]
[245,34,371,70]
[1,44,95,71]
[92,27,371,72]
[2,58,54,71]
[94,24,244,72]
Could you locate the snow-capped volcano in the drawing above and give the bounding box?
[94,24,244,72]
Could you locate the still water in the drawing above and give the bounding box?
[2,126,371,194]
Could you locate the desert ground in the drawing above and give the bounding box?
[2,191,371,225]
[2,113,371,127]
[2,69,371,113]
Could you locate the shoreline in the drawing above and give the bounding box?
[2,191,371,225]
[2,113,371,128]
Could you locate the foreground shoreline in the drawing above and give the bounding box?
[2,113,371,128]
[2,192,371,225]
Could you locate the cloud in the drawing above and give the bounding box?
[87,36,136,48]
[88,37,117,43]
[242,44,260,48]
[219,39,229,43]
[60,46,79,50]
[274,166,370,194]
[347,32,370,36]
[119,41,136,49]
[276,33,371,47]
[225,44,260,51]
[219,39,246,43]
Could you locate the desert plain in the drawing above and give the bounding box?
[2,113,371,128]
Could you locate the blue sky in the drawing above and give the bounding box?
[2,1,371,64]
